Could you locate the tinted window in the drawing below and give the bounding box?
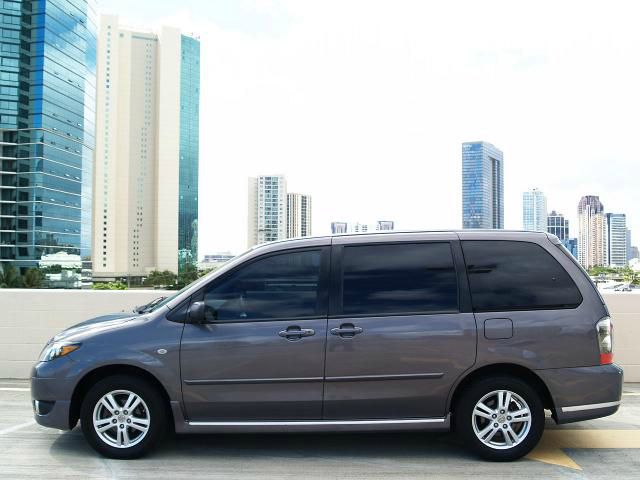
[341,242,458,315]
[202,249,323,321]
[462,240,582,311]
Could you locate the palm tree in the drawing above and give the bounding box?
[0,263,22,288]
[22,268,43,288]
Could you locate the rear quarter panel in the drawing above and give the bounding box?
[457,231,607,370]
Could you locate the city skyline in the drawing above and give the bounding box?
[88,0,640,256]
[6,0,636,260]
[248,174,314,248]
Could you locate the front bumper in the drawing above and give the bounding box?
[537,363,624,424]
[30,360,76,430]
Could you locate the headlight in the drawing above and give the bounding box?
[39,342,81,362]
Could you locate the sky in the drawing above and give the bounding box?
[98,0,640,256]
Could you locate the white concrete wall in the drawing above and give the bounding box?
[0,289,169,378]
[0,290,638,381]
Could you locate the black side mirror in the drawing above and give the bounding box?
[188,301,206,324]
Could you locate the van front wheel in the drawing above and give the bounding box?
[80,375,167,459]
[455,376,544,461]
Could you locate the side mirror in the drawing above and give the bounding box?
[187,301,206,324]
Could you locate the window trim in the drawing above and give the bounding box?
[461,240,584,313]
[329,241,461,319]
[181,246,330,324]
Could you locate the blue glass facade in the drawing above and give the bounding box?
[563,238,578,260]
[177,35,199,272]
[462,141,504,229]
[0,0,96,273]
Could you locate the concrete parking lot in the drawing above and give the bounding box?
[1,380,639,479]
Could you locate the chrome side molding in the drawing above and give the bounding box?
[561,400,621,413]
[188,418,447,427]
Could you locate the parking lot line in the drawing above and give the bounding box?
[0,420,35,436]
[527,429,640,470]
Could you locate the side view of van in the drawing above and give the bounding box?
[31,231,623,461]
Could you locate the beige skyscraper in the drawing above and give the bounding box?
[287,193,312,239]
[93,15,200,283]
[578,195,608,269]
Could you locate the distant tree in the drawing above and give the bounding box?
[198,267,217,277]
[39,264,63,274]
[177,263,199,287]
[587,266,618,276]
[0,263,22,288]
[22,268,43,288]
[623,269,639,286]
[92,281,127,290]
[143,270,177,288]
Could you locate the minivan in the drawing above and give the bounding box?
[31,231,623,461]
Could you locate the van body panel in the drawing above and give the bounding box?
[323,312,476,419]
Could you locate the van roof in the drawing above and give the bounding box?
[253,229,551,249]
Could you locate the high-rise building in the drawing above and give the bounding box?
[376,221,395,231]
[331,222,348,234]
[0,0,97,280]
[286,193,312,239]
[627,229,633,262]
[631,246,640,261]
[547,210,569,240]
[92,15,200,282]
[351,223,369,233]
[577,195,607,268]
[248,175,287,247]
[462,141,504,229]
[606,213,627,267]
[522,188,547,232]
[563,238,579,260]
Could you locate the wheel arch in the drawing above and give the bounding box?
[69,364,174,430]
[448,363,556,419]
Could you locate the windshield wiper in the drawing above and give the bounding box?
[134,296,167,314]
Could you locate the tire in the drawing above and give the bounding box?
[80,375,168,459]
[454,376,545,461]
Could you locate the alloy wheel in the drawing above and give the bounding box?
[471,389,532,450]
[92,389,151,449]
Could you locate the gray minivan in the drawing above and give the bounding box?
[31,231,623,461]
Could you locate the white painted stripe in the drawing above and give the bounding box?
[561,400,621,413]
[0,387,29,392]
[622,392,640,396]
[188,418,446,427]
[0,420,35,435]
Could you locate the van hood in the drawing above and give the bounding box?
[51,313,141,344]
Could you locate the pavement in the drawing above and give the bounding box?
[1,380,640,479]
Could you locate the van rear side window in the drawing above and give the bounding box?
[341,242,458,315]
[462,240,583,312]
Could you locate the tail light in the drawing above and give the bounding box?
[596,317,613,364]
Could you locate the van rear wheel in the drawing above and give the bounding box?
[80,375,167,459]
[455,376,544,461]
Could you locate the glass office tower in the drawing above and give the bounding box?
[522,188,547,232]
[0,0,96,276]
[177,35,200,272]
[462,141,504,229]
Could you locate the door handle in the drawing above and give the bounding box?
[330,324,363,338]
[278,326,315,341]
